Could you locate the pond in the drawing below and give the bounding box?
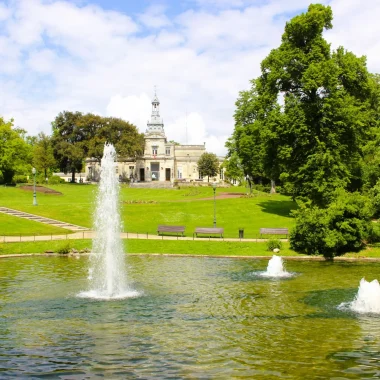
[0,256,380,379]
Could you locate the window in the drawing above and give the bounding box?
[116,167,119,174]
[152,146,158,155]
[177,166,183,179]
[220,168,224,180]
[166,148,170,155]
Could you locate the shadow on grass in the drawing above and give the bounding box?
[257,200,297,218]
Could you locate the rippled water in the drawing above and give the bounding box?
[1,256,380,379]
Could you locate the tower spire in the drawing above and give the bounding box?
[146,87,165,135]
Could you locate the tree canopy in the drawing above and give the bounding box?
[51,111,144,181]
[0,117,32,183]
[33,132,57,179]
[197,152,220,182]
[230,4,379,206]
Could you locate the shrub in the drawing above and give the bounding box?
[48,176,66,185]
[290,191,372,257]
[13,175,28,183]
[267,239,283,251]
[57,243,71,254]
[368,223,380,244]
[369,180,380,218]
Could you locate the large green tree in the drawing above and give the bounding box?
[83,114,144,162]
[197,152,220,182]
[232,4,378,206]
[51,111,144,182]
[0,117,32,183]
[33,132,57,179]
[51,111,86,183]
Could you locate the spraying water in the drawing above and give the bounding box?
[348,278,380,314]
[259,255,292,278]
[79,143,139,300]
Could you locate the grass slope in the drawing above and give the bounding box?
[0,213,71,236]
[0,184,296,237]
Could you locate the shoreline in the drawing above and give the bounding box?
[1,252,380,261]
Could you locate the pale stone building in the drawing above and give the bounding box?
[85,93,224,184]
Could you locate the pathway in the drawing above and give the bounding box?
[0,231,280,243]
[0,207,89,232]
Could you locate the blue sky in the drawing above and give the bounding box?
[1,0,380,155]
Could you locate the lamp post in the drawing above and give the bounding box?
[212,181,217,227]
[32,167,37,206]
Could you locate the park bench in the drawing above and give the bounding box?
[259,228,289,238]
[157,225,185,236]
[194,227,224,238]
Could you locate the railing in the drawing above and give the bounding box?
[0,231,289,243]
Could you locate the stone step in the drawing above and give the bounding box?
[0,207,89,231]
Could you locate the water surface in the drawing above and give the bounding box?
[1,256,380,379]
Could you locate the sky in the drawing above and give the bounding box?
[1,0,380,155]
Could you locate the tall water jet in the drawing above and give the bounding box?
[260,255,292,278]
[79,143,139,300]
[349,278,380,314]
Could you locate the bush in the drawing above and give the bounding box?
[252,184,271,193]
[267,239,283,251]
[13,175,28,183]
[368,223,380,243]
[48,176,66,185]
[57,243,71,254]
[290,191,372,257]
[369,180,380,218]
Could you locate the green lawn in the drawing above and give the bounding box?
[0,184,296,237]
[0,239,295,256]
[0,213,72,236]
[1,239,379,258]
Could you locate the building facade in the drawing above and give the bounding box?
[85,93,224,184]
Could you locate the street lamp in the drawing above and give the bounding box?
[32,167,37,206]
[212,181,217,227]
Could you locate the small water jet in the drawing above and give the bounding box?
[259,255,292,278]
[79,143,140,300]
[347,278,380,314]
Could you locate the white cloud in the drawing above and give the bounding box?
[0,0,379,157]
[138,5,171,29]
[106,93,152,131]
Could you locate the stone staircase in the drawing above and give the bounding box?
[0,207,89,231]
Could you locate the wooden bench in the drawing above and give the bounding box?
[194,227,224,238]
[260,228,289,238]
[157,225,185,236]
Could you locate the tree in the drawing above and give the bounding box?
[197,152,219,182]
[84,115,144,162]
[0,117,32,183]
[290,191,372,257]
[232,4,377,206]
[51,111,86,183]
[33,132,56,179]
[223,137,244,184]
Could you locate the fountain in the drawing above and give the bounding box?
[348,278,380,314]
[79,143,139,300]
[259,255,292,278]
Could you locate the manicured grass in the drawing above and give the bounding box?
[0,239,296,256]
[1,239,379,258]
[0,184,296,237]
[0,213,72,236]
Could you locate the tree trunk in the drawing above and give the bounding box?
[71,169,76,183]
[270,179,276,194]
